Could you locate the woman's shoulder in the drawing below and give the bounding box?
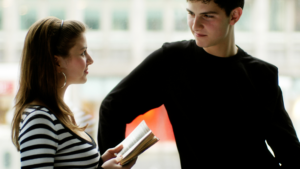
[20,105,59,132]
[22,105,56,121]
[19,105,60,144]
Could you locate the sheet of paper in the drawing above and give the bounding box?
[117,120,150,156]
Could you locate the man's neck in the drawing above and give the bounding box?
[203,30,238,58]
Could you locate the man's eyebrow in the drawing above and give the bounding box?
[186,8,193,13]
[186,8,218,15]
[200,11,218,14]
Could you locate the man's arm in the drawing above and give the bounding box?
[97,47,166,154]
[266,82,300,168]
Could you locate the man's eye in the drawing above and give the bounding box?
[204,15,213,18]
[187,12,194,15]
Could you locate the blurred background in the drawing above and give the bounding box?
[0,0,300,168]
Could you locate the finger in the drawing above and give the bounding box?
[123,157,137,169]
[102,158,122,169]
[116,155,123,163]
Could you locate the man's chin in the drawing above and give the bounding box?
[194,40,207,48]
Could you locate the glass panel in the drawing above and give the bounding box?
[147,9,163,31]
[89,49,103,61]
[295,0,300,31]
[174,9,188,31]
[16,49,22,62]
[80,77,123,101]
[20,7,37,30]
[49,8,65,20]
[268,49,286,63]
[236,0,253,31]
[0,8,2,30]
[0,50,4,62]
[269,0,285,31]
[110,49,130,62]
[84,9,100,30]
[112,9,129,30]
[3,151,11,168]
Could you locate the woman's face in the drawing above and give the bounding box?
[59,33,93,86]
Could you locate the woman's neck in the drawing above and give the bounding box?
[57,85,68,101]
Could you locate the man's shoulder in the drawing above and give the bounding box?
[162,39,195,51]
[240,51,278,75]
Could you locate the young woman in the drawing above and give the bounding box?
[11,17,136,169]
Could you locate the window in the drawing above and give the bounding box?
[0,8,2,30]
[0,50,4,62]
[80,77,123,101]
[268,49,286,63]
[147,9,163,31]
[269,0,286,31]
[89,49,103,61]
[15,49,22,62]
[174,9,188,31]
[3,151,11,168]
[112,9,129,30]
[84,9,100,30]
[295,0,300,31]
[110,49,130,62]
[49,8,65,20]
[235,0,253,31]
[20,7,37,30]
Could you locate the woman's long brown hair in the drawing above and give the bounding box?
[11,17,86,151]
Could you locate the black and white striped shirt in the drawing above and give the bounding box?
[19,105,100,169]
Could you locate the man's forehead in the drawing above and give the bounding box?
[187,0,220,10]
[187,0,214,4]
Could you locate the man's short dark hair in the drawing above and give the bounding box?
[187,0,244,16]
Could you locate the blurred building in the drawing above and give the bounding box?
[0,0,300,168]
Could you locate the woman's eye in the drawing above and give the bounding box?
[81,51,86,56]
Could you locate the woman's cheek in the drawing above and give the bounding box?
[75,58,86,70]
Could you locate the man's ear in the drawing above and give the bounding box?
[229,7,243,26]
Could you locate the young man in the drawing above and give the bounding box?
[98,0,300,168]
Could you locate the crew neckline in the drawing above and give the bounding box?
[193,41,244,63]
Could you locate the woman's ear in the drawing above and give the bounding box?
[229,7,243,26]
[54,55,62,72]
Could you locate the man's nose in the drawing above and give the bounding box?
[192,17,204,31]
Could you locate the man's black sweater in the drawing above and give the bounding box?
[98,40,300,168]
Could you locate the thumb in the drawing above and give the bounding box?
[108,144,123,154]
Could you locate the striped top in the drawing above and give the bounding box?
[19,105,100,169]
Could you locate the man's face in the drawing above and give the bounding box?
[187,1,232,48]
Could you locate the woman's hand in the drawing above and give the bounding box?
[101,144,123,162]
[102,158,137,169]
[101,144,137,169]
